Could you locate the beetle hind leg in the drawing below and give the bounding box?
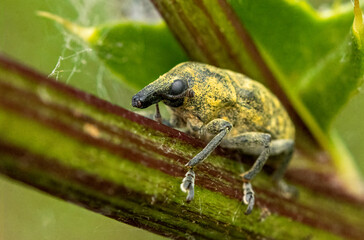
[270,139,298,198]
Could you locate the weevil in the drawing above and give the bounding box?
[132,62,295,215]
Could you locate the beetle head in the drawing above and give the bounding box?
[132,62,195,109]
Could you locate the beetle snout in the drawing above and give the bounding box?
[132,92,160,109]
[132,94,144,108]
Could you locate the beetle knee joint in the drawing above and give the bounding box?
[206,119,232,134]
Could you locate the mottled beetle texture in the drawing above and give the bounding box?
[132,62,295,215]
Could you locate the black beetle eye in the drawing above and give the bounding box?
[170,79,186,95]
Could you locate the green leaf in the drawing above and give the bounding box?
[299,30,364,130]
[228,0,363,130]
[37,11,188,90]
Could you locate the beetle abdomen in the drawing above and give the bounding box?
[230,72,295,140]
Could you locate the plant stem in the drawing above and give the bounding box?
[1,56,364,239]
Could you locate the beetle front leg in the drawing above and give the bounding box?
[180,169,195,202]
[243,182,255,215]
[180,119,232,202]
[154,103,162,124]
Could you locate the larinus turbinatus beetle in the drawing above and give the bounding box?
[132,62,296,215]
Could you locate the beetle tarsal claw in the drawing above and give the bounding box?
[180,169,195,203]
[243,182,255,215]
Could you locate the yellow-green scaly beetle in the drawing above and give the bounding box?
[132,62,295,215]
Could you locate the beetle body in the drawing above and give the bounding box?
[164,63,294,141]
[132,62,296,214]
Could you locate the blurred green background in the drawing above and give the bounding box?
[0,0,363,239]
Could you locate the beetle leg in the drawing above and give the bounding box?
[270,139,297,198]
[180,119,232,202]
[270,139,294,181]
[224,132,272,181]
[180,169,195,202]
[221,132,271,214]
[243,182,255,215]
[185,119,232,167]
[154,103,162,124]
